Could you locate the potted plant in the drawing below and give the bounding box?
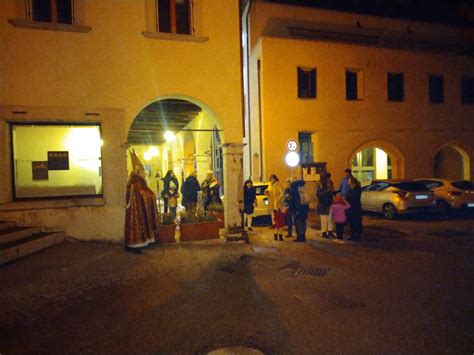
[179,211,220,241]
[156,213,176,243]
[208,202,225,228]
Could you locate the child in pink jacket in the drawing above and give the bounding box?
[330,193,351,242]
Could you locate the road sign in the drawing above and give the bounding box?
[286,139,298,152]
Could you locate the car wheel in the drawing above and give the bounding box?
[382,203,398,220]
[436,200,450,217]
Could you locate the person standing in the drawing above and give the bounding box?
[345,176,363,242]
[339,168,353,197]
[317,172,335,238]
[243,179,257,231]
[265,174,283,228]
[284,178,295,238]
[167,182,179,220]
[330,193,351,243]
[201,170,217,211]
[291,179,309,243]
[124,149,159,254]
[181,171,201,214]
[162,170,179,214]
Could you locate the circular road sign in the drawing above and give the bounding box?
[286,139,298,152]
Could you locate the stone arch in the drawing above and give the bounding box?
[127,94,225,192]
[348,140,404,184]
[433,142,471,180]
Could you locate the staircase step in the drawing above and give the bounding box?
[0,232,66,266]
[0,227,42,245]
[0,221,16,232]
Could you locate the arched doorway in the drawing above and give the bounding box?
[349,141,403,186]
[127,96,224,199]
[434,145,470,180]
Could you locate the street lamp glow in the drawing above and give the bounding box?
[164,131,176,142]
[285,151,300,167]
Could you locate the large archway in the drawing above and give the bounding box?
[433,144,470,180]
[349,140,404,186]
[126,96,225,199]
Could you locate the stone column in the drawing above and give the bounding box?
[222,143,244,230]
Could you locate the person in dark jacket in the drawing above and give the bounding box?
[162,170,179,213]
[243,179,257,231]
[181,171,201,214]
[316,172,335,238]
[345,176,363,242]
[284,177,296,238]
[290,179,309,243]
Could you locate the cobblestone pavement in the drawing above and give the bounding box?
[0,214,473,354]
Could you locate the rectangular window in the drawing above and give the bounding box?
[461,76,474,105]
[30,0,73,24]
[157,0,191,35]
[429,75,444,104]
[387,72,404,101]
[298,132,314,164]
[11,123,103,199]
[346,69,364,100]
[297,67,316,99]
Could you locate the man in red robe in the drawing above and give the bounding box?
[124,149,159,254]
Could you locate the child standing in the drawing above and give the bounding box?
[330,193,351,243]
[168,182,179,220]
[273,205,287,241]
[243,179,257,231]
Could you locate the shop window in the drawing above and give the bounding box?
[157,0,191,34]
[346,69,363,100]
[387,72,404,102]
[11,123,103,199]
[461,76,474,105]
[30,0,73,24]
[297,67,317,99]
[429,75,444,104]
[298,132,313,164]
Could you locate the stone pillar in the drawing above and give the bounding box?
[222,143,244,230]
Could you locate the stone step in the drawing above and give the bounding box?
[0,221,16,232]
[0,232,66,266]
[0,226,42,245]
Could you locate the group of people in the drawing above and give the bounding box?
[242,168,363,244]
[160,169,222,219]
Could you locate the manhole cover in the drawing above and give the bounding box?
[294,290,365,313]
[293,266,328,277]
[207,347,264,355]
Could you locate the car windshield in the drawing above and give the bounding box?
[392,182,429,191]
[254,185,268,195]
[451,180,474,190]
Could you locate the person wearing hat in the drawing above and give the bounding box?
[124,149,159,254]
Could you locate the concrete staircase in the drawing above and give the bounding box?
[0,221,65,266]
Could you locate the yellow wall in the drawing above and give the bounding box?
[248,31,474,184]
[0,0,243,240]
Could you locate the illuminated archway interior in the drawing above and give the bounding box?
[351,147,392,185]
[126,98,224,197]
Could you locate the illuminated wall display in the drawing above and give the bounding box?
[11,124,103,199]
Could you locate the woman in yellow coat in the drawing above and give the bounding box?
[265,174,283,227]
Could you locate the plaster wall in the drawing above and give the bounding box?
[249,37,474,185]
[0,0,243,240]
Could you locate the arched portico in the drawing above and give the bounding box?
[433,143,471,180]
[348,140,404,185]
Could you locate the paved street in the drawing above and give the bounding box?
[0,214,473,354]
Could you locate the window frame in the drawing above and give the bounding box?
[428,74,444,104]
[345,69,364,101]
[156,0,193,35]
[297,67,317,99]
[461,76,474,105]
[387,72,405,102]
[9,121,104,201]
[27,0,75,25]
